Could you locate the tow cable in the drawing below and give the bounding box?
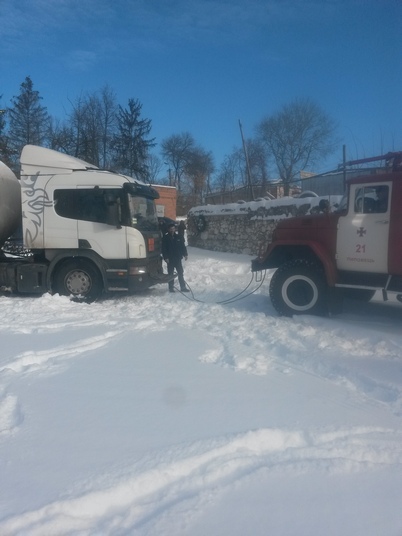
[171,270,267,305]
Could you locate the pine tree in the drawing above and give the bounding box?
[0,96,13,167]
[112,99,155,179]
[8,76,50,158]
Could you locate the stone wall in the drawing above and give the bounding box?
[187,214,277,256]
[186,195,342,256]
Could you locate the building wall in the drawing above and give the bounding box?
[153,185,177,220]
[300,168,384,196]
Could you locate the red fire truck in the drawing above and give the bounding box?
[252,152,402,316]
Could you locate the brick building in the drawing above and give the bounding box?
[153,185,177,220]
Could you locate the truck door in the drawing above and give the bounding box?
[388,178,402,275]
[336,182,392,273]
[76,187,128,260]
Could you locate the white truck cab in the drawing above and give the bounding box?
[1,145,170,300]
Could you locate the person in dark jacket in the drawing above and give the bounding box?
[162,223,189,292]
[177,220,186,239]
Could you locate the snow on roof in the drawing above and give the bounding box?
[188,194,343,219]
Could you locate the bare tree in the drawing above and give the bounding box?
[214,154,237,193]
[81,93,103,166]
[246,139,270,190]
[145,153,165,184]
[161,132,195,190]
[213,141,267,191]
[48,117,75,155]
[98,85,117,169]
[213,149,244,192]
[183,147,215,205]
[67,88,117,167]
[257,98,337,195]
[68,94,90,160]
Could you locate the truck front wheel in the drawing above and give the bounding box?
[269,259,327,316]
[54,260,103,302]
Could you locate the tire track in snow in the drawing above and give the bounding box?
[0,331,122,375]
[0,330,122,436]
[175,297,402,415]
[1,254,402,426]
[1,426,401,535]
[128,281,402,415]
[0,393,22,435]
[2,280,402,415]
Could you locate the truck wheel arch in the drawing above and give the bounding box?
[51,257,105,302]
[263,243,337,287]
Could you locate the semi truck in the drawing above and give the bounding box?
[251,152,402,316]
[0,145,170,301]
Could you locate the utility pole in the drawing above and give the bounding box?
[238,119,255,201]
[342,144,346,191]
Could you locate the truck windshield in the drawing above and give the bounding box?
[128,195,159,231]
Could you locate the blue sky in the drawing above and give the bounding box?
[1,0,401,175]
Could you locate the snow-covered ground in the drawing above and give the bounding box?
[1,247,402,536]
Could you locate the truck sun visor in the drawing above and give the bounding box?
[123,182,159,200]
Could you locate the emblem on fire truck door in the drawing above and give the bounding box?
[357,227,366,237]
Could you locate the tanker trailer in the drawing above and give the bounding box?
[0,161,21,250]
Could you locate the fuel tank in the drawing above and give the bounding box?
[0,161,22,248]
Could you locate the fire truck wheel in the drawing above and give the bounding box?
[269,259,327,316]
[54,260,103,302]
